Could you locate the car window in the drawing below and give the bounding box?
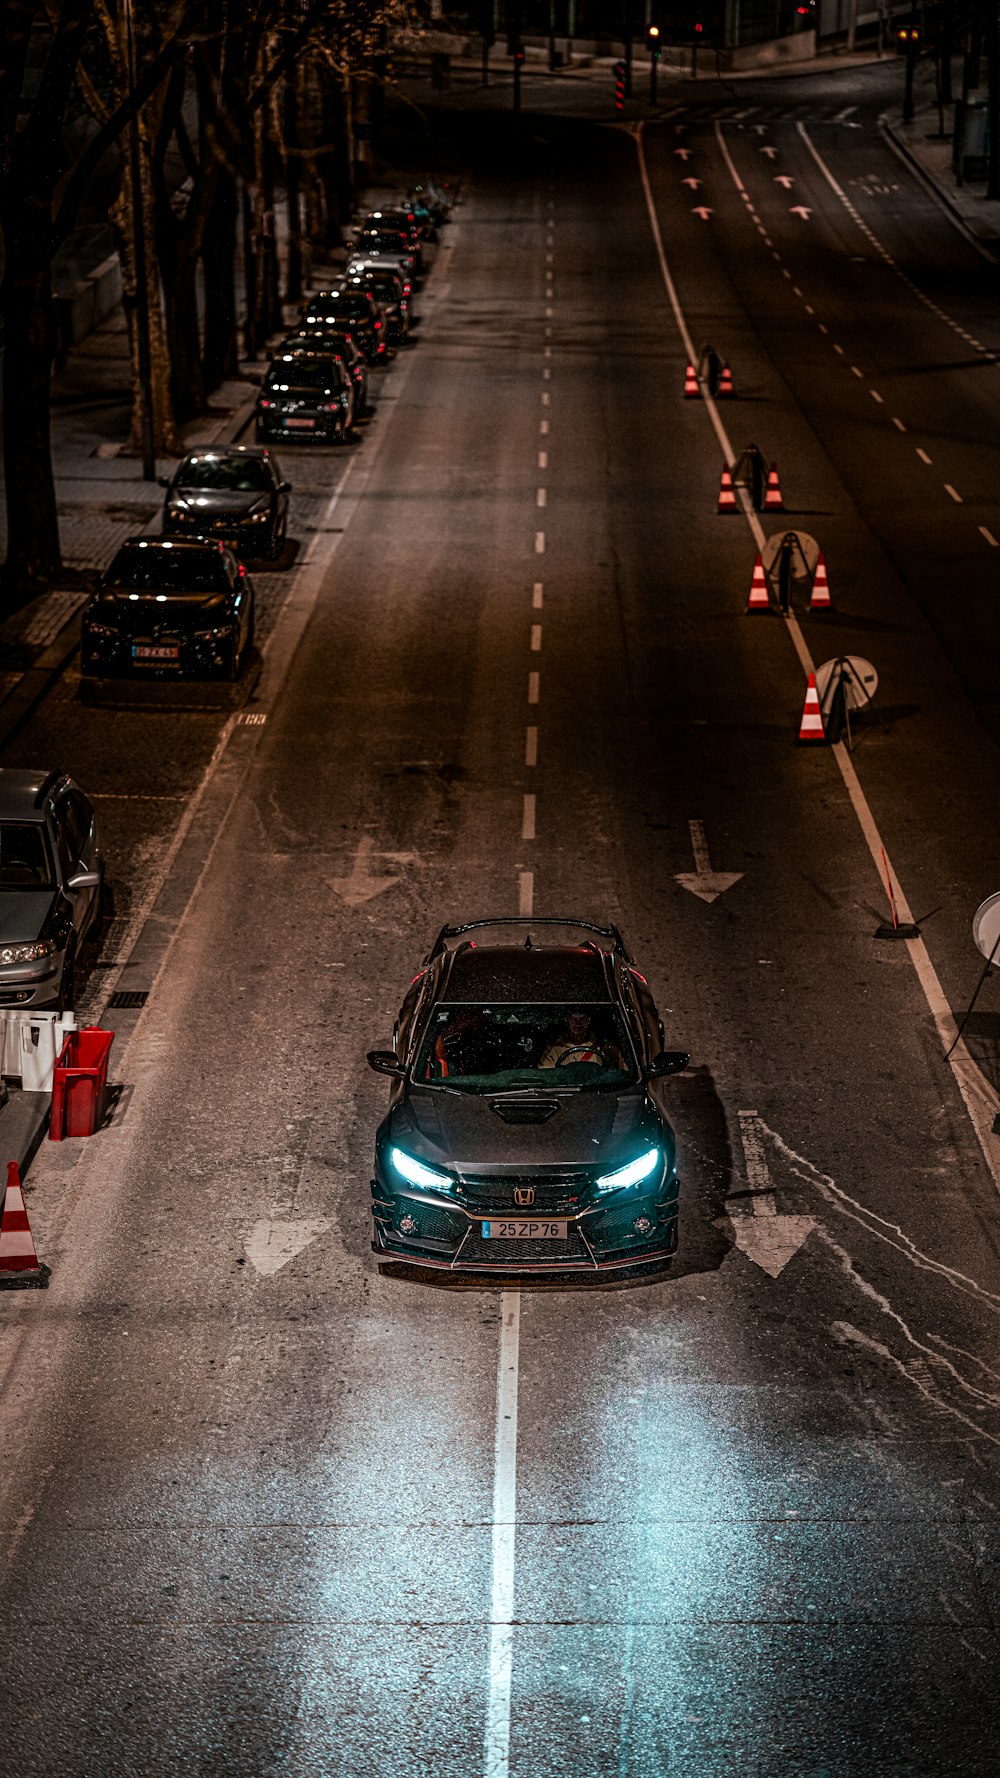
[58,792,89,862]
[104,549,229,593]
[176,457,271,492]
[0,822,54,889]
[266,359,346,391]
[415,1003,637,1092]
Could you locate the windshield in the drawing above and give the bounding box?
[267,359,343,390]
[104,550,228,593]
[415,1003,637,1093]
[176,456,270,492]
[0,822,54,889]
[308,298,369,321]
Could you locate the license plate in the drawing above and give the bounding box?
[284,417,316,429]
[481,1220,568,1240]
[132,645,179,661]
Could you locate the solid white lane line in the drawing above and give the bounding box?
[522,795,536,841]
[525,727,538,767]
[528,672,540,705]
[536,487,547,507]
[980,527,999,546]
[538,451,548,469]
[483,1291,521,1778]
[945,483,963,503]
[916,448,932,464]
[531,624,542,651]
[518,872,533,917]
[640,120,1000,1195]
[535,531,545,553]
[533,582,543,607]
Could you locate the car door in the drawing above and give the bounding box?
[51,789,98,940]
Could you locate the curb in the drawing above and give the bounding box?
[881,116,1000,264]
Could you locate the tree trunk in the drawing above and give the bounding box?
[1,243,62,602]
[283,71,303,304]
[202,167,239,389]
[163,250,206,422]
[318,75,354,250]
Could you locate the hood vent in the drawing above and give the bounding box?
[490,1098,561,1125]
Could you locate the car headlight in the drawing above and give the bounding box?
[84,622,119,639]
[595,1146,661,1194]
[245,508,271,523]
[0,940,55,966]
[167,506,192,521]
[194,624,234,639]
[390,1147,454,1193]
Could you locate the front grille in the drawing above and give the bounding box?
[459,1173,589,1216]
[458,1227,592,1266]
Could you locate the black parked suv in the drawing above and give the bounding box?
[160,445,291,561]
[256,351,355,443]
[0,769,104,1012]
[299,288,387,363]
[367,919,688,1275]
[81,538,255,681]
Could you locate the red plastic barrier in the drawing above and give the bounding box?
[49,1028,114,1141]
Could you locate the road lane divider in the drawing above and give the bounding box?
[484,1290,521,1778]
[635,120,1000,1195]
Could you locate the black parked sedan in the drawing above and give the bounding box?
[299,288,387,364]
[160,445,290,561]
[256,352,355,443]
[367,919,688,1275]
[81,538,255,681]
[343,262,410,344]
[281,328,371,414]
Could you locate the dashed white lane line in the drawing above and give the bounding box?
[793,285,802,296]
[980,526,999,546]
[538,451,548,469]
[545,306,553,318]
[542,367,552,381]
[945,483,963,503]
[539,418,549,435]
[834,343,845,356]
[851,365,864,378]
[525,726,538,767]
[870,390,884,403]
[484,1291,520,1778]
[541,392,550,407]
[893,416,907,431]
[543,345,552,358]
[642,119,1000,1197]
[818,322,829,334]
[916,448,932,464]
[530,624,542,651]
[534,531,545,553]
[805,304,815,315]
[528,671,539,704]
[536,487,547,507]
[522,794,536,841]
[517,873,533,918]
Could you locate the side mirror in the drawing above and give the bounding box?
[66,868,101,893]
[367,1049,406,1078]
[647,1050,689,1079]
[158,475,171,488]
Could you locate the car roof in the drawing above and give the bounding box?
[178,444,271,462]
[441,946,614,1005]
[0,768,68,816]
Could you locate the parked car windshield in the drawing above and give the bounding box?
[0,822,54,889]
[267,360,343,390]
[415,1003,637,1092]
[176,456,271,492]
[104,549,229,593]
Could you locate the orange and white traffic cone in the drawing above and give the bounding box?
[746,553,771,612]
[717,363,734,397]
[717,466,738,513]
[797,673,826,744]
[683,363,700,397]
[0,1161,49,1288]
[763,463,785,510]
[809,552,833,610]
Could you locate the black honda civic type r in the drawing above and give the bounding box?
[367,919,689,1275]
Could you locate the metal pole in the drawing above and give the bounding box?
[123,0,155,480]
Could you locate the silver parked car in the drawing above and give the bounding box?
[0,770,104,1012]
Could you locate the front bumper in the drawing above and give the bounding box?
[0,957,62,1010]
[81,628,238,679]
[163,514,273,553]
[370,1176,679,1274]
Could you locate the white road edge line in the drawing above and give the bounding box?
[639,120,1000,1192]
[484,1289,521,1778]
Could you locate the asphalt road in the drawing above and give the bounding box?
[2,72,1000,1777]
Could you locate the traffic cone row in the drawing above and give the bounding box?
[717,466,738,513]
[717,363,734,397]
[798,673,826,744]
[809,552,833,610]
[746,554,771,612]
[763,463,784,510]
[0,1160,48,1289]
[683,364,700,397]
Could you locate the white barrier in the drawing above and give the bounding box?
[0,1011,77,1093]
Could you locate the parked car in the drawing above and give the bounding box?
[256,351,355,441]
[363,208,424,267]
[367,918,688,1276]
[279,328,371,414]
[0,768,104,1012]
[81,538,255,681]
[343,263,411,344]
[159,445,290,561]
[299,288,386,363]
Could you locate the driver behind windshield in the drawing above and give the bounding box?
[419,1003,633,1088]
[539,1009,624,1071]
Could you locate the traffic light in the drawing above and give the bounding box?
[896,24,920,48]
[613,60,626,112]
[648,23,661,58]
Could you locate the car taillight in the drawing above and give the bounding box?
[259,398,272,407]
[373,319,382,330]
[238,563,246,577]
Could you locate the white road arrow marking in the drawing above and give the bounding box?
[759,145,778,158]
[751,124,768,135]
[245,1219,330,1276]
[691,207,714,222]
[730,1112,814,1278]
[674,819,743,903]
[674,147,693,160]
[682,177,702,189]
[774,174,794,188]
[789,205,813,221]
[328,835,400,907]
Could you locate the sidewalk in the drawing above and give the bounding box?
[882,91,1000,258]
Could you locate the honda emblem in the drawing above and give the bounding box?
[513,1187,535,1207]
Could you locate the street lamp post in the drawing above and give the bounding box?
[122,0,155,480]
